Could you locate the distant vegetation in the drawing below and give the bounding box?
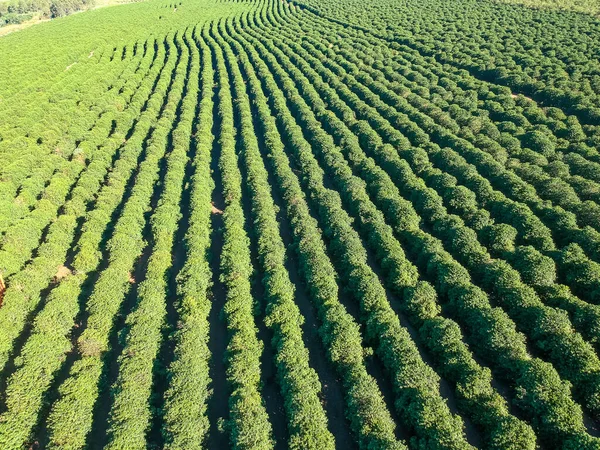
[0,0,94,27]
[0,11,32,25]
[493,0,600,15]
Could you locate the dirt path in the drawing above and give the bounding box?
[205,74,231,450]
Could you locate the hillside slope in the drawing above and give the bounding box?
[0,0,600,449]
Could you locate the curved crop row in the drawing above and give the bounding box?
[290,27,600,348]
[214,19,335,450]
[104,29,195,450]
[260,13,600,423]
[0,42,146,208]
[239,6,599,448]
[160,27,215,450]
[0,33,174,450]
[233,12,474,450]
[251,10,539,450]
[206,24,274,450]
[290,10,600,287]
[0,35,160,381]
[0,42,158,281]
[291,0,600,127]
[44,31,186,450]
[223,14,406,450]
[278,21,600,352]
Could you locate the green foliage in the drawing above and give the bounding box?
[239,12,474,449]
[216,19,334,449]
[45,30,185,449]
[161,27,214,450]
[209,25,274,450]
[509,246,556,287]
[231,21,404,449]
[0,0,91,21]
[2,0,600,449]
[0,37,164,448]
[0,12,31,25]
[268,4,600,442]
[105,29,193,450]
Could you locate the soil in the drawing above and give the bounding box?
[0,274,4,307]
[211,201,223,214]
[55,265,72,281]
[205,55,231,450]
